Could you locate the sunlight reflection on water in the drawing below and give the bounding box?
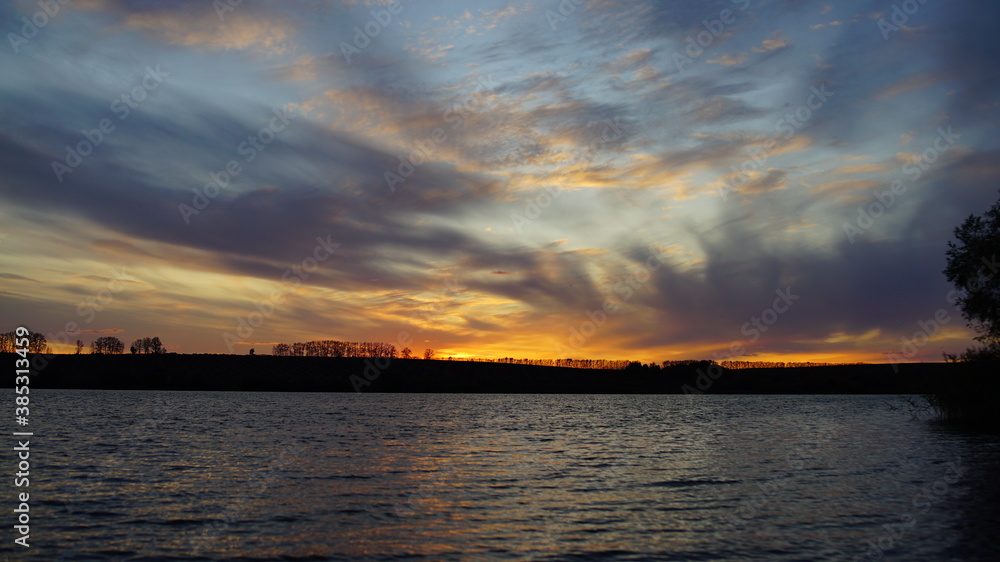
[3,391,997,561]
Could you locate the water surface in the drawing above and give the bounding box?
[3,391,997,560]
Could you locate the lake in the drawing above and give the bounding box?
[2,391,998,560]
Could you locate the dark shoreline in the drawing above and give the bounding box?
[6,353,954,394]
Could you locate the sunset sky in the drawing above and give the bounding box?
[2,0,998,364]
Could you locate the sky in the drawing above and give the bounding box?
[1,0,998,364]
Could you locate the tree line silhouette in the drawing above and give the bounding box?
[716,360,864,369]
[2,329,869,369]
[267,341,636,369]
[465,357,634,370]
[130,337,165,354]
[0,330,867,370]
[272,340,398,358]
[0,330,48,353]
[91,336,125,354]
[259,342,868,370]
[85,335,166,354]
[389,357,859,370]
[2,330,171,355]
